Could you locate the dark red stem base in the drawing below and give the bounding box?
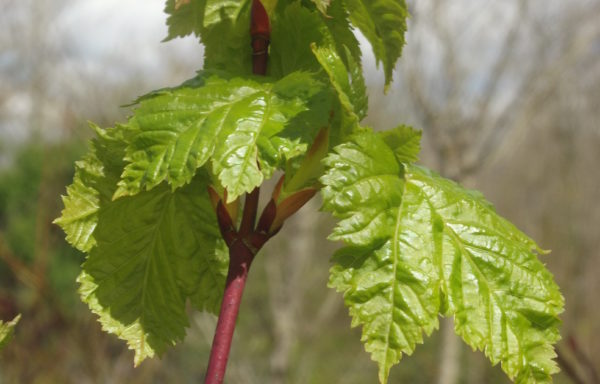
[204,240,255,384]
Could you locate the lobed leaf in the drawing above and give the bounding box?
[116,72,325,202]
[79,173,227,365]
[380,125,421,164]
[409,165,563,383]
[322,128,563,383]
[56,127,227,364]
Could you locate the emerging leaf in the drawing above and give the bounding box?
[269,2,330,77]
[164,0,254,74]
[322,128,564,383]
[323,0,362,68]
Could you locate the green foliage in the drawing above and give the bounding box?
[115,72,326,201]
[56,125,228,364]
[321,128,563,383]
[344,0,409,87]
[0,314,20,350]
[55,1,564,383]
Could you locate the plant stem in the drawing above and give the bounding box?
[239,188,260,237]
[204,2,271,383]
[204,240,255,384]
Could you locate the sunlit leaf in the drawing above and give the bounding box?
[54,124,126,252]
[322,128,563,383]
[115,72,324,202]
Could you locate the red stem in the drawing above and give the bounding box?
[204,2,272,383]
[239,188,260,237]
[204,241,255,384]
[250,0,270,76]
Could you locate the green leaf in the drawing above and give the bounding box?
[311,0,331,14]
[345,0,409,87]
[54,124,126,252]
[163,0,253,74]
[322,129,440,383]
[322,129,563,383]
[56,126,227,364]
[115,72,324,202]
[379,125,421,164]
[312,44,367,120]
[202,0,253,74]
[323,0,362,68]
[409,165,563,383]
[0,314,20,350]
[163,0,205,41]
[269,2,329,78]
[79,172,227,365]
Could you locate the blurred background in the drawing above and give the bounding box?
[1,0,599,383]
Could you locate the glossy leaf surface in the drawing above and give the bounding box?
[55,3,565,382]
[116,72,324,202]
[322,128,563,383]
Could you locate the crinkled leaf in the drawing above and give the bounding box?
[115,72,324,202]
[322,129,563,383]
[409,165,563,383]
[0,314,20,350]
[345,0,408,87]
[56,127,227,364]
[322,130,440,383]
[79,173,226,365]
